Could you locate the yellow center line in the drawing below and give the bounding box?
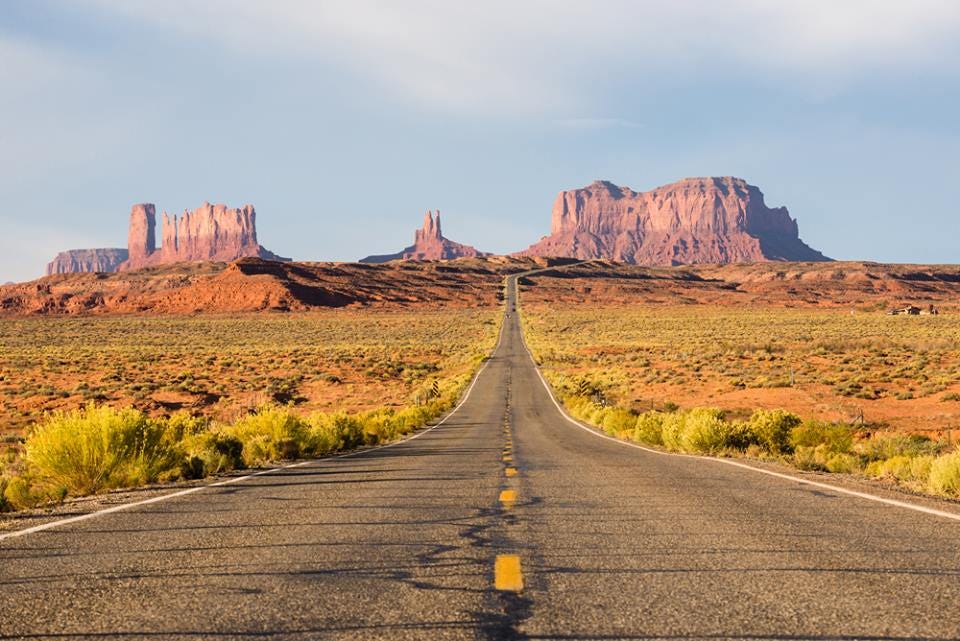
[502,454,513,462]
[499,489,517,507]
[494,555,524,592]
[505,467,518,477]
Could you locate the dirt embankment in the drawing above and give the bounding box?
[0,256,577,315]
[521,260,960,310]
[4,257,958,316]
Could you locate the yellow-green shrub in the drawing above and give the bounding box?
[793,444,828,471]
[747,409,801,454]
[180,431,245,476]
[928,451,960,496]
[165,412,211,442]
[789,421,855,454]
[633,412,664,446]
[825,452,862,474]
[225,406,310,466]
[24,404,182,494]
[3,475,38,510]
[600,408,636,438]
[661,408,732,454]
[307,412,364,455]
[865,454,933,484]
[857,435,941,462]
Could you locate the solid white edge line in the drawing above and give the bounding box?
[511,276,960,524]
[0,306,509,543]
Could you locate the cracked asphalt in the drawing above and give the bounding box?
[2,276,960,640]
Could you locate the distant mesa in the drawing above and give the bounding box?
[45,202,289,275]
[517,177,829,265]
[120,202,289,271]
[360,210,490,263]
[47,248,128,276]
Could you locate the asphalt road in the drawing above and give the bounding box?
[2,276,960,640]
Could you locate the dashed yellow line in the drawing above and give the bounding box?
[499,489,517,507]
[495,554,524,592]
[505,467,518,477]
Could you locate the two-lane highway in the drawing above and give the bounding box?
[2,276,960,640]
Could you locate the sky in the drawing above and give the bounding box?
[1,0,959,282]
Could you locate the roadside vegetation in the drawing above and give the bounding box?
[0,392,465,511]
[0,310,499,512]
[522,304,960,499]
[0,310,500,438]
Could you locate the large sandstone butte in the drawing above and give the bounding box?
[46,248,129,275]
[119,202,288,271]
[361,211,490,263]
[519,177,829,265]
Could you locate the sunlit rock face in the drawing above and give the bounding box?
[519,177,829,264]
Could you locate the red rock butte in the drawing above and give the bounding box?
[46,248,129,276]
[119,202,289,271]
[518,177,829,265]
[360,210,490,263]
[45,202,289,275]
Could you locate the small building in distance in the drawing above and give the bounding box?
[888,304,939,316]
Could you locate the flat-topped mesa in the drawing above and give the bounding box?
[46,248,129,275]
[360,210,490,263]
[520,176,829,265]
[118,202,289,270]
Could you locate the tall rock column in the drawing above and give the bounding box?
[127,204,156,265]
[161,212,179,261]
[415,211,442,244]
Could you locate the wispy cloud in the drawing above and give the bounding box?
[556,118,642,129]
[77,0,960,116]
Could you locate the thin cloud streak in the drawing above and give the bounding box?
[556,118,642,129]
[78,0,960,116]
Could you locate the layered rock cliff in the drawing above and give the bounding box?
[519,177,829,265]
[361,211,490,263]
[46,248,129,275]
[119,202,289,270]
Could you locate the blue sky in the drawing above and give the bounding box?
[2,1,959,282]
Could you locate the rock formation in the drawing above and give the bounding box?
[46,248,129,275]
[127,203,157,266]
[518,177,829,265]
[44,201,289,277]
[118,202,289,270]
[361,211,490,263]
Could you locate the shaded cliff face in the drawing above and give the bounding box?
[46,248,129,275]
[119,202,289,270]
[361,211,490,263]
[519,177,829,265]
